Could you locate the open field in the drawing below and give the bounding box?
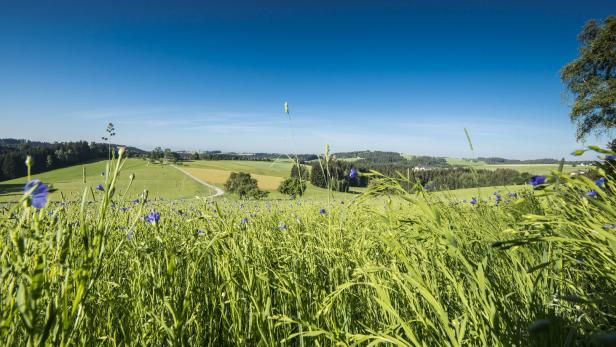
[0,159,213,202]
[1,159,534,202]
[183,167,284,190]
[2,153,613,345]
[433,184,530,200]
[482,163,578,175]
[182,159,295,177]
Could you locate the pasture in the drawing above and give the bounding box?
[0,159,213,202]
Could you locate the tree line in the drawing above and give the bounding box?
[0,139,145,181]
[301,159,532,193]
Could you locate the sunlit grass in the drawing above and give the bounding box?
[1,149,615,345]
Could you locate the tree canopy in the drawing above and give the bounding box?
[561,16,616,140]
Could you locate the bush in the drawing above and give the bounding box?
[277,177,307,196]
[224,172,269,199]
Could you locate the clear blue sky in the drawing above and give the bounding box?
[1,1,614,159]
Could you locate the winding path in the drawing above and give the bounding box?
[171,164,225,198]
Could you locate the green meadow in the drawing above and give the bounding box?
[1,158,532,203]
[1,152,614,346]
[0,159,213,202]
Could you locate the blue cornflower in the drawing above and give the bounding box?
[587,190,598,198]
[120,207,128,212]
[132,199,140,204]
[507,192,518,198]
[278,222,287,231]
[495,194,502,204]
[349,167,358,179]
[319,208,326,215]
[145,211,160,224]
[127,231,134,240]
[241,217,248,224]
[24,179,49,209]
[96,184,104,191]
[595,177,606,187]
[606,155,616,161]
[470,198,477,205]
[197,229,205,235]
[529,175,546,187]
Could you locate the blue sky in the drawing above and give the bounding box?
[1,1,614,159]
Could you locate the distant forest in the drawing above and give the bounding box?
[475,157,592,165]
[0,139,145,181]
[194,151,318,162]
[308,151,531,191]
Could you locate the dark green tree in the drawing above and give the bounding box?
[224,172,268,199]
[310,162,327,188]
[290,164,309,180]
[277,177,307,196]
[561,16,616,140]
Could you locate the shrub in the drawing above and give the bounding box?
[277,177,307,196]
[224,172,268,199]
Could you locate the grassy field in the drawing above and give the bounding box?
[0,159,213,202]
[433,184,530,200]
[1,158,535,203]
[481,163,579,175]
[182,159,294,177]
[1,153,613,345]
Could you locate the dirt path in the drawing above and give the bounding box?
[171,165,225,198]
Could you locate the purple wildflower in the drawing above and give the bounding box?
[127,231,134,240]
[595,177,606,187]
[529,175,546,187]
[587,190,598,198]
[24,179,49,209]
[470,198,477,205]
[319,208,326,215]
[241,217,248,224]
[132,199,140,204]
[606,155,616,161]
[96,184,104,191]
[278,222,287,231]
[145,211,160,224]
[349,167,358,179]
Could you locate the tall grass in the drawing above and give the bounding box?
[1,147,615,346]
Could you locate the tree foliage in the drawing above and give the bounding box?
[224,172,268,199]
[277,177,306,196]
[561,16,616,140]
[0,140,144,181]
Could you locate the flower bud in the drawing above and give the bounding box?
[25,155,33,167]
